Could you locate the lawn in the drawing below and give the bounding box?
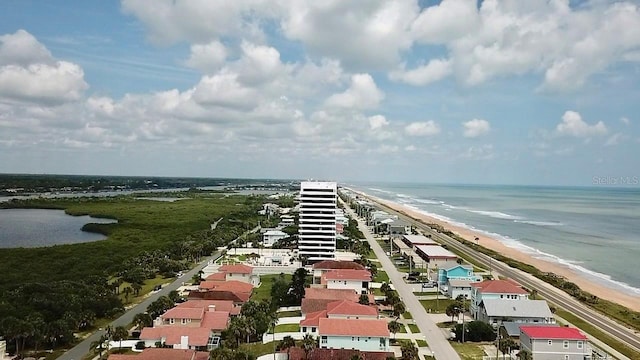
[420,299,457,314]
[398,324,407,333]
[413,291,437,296]
[402,311,413,319]
[373,287,385,296]
[251,274,292,302]
[449,341,487,360]
[239,341,278,357]
[416,339,428,347]
[278,310,302,318]
[270,324,300,333]
[373,271,389,283]
[408,324,420,334]
[115,275,173,304]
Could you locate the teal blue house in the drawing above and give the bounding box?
[438,264,482,286]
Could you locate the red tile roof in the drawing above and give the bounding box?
[323,269,372,281]
[302,299,336,315]
[210,280,253,293]
[188,290,250,303]
[176,300,240,315]
[205,272,227,281]
[305,288,359,301]
[313,260,365,270]
[326,300,378,317]
[161,307,204,320]
[318,318,389,337]
[198,280,218,290]
[471,279,528,294]
[219,264,253,274]
[286,348,393,360]
[300,310,327,327]
[520,326,588,340]
[201,311,230,331]
[108,348,209,360]
[139,326,211,346]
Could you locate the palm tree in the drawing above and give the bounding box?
[278,335,296,357]
[123,286,133,302]
[400,341,419,360]
[301,334,317,360]
[380,282,391,295]
[133,312,153,330]
[359,294,370,305]
[393,302,406,318]
[517,349,532,360]
[132,282,143,296]
[112,326,129,350]
[91,334,109,359]
[388,320,401,339]
[446,303,461,323]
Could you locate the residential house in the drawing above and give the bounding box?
[263,229,288,247]
[479,299,555,326]
[499,322,560,346]
[301,300,378,334]
[312,260,365,284]
[217,264,260,286]
[188,289,250,305]
[198,280,253,295]
[520,326,589,360]
[318,318,390,352]
[470,279,529,319]
[437,264,483,287]
[286,348,394,360]
[156,307,229,333]
[402,234,439,248]
[387,219,410,236]
[108,348,209,360]
[176,299,241,316]
[302,288,374,316]
[414,245,458,269]
[139,327,215,351]
[322,269,371,294]
[446,279,474,300]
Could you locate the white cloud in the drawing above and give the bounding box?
[404,144,416,151]
[621,117,630,125]
[368,115,389,130]
[0,29,53,66]
[461,144,494,160]
[192,71,258,110]
[185,40,227,74]
[556,111,607,137]
[411,0,479,44]
[325,73,384,110]
[389,58,452,86]
[463,119,491,138]
[605,133,625,146]
[232,42,287,85]
[404,121,440,137]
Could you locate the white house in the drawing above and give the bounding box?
[479,299,555,326]
[312,260,365,284]
[322,269,371,294]
[217,264,260,286]
[520,326,590,360]
[262,230,287,247]
[470,279,529,319]
[300,300,378,334]
[319,318,390,352]
[446,279,474,300]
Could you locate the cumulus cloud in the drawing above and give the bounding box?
[411,0,479,44]
[185,40,227,74]
[404,121,440,136]
[368,115,389,130]
[0,30,87,104]
[389,58,452,86]
[325,73,384,110]
[605,133,624,147]
[463,119,491,138]
[621,117,630,125]
[556,111,607,137]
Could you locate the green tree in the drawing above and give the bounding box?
[168,290,181,303]
[446,303,461,323]
[359,294,370,305]
[301,334,317,360]
[453,321,496,342]
[270,275,290,309]
[401,341,419,360]
[132,282,143,297]
[387,320,402,339]
[133,312,153,330]
[288,268,308,306]
[277,335,296,356]
[499,337,517,356]
[147,296,174,318]
[91,334,109,359]
[517,349,532,360]
[112,326,129,350]
[393,302,406,318]
[380,282,391,295]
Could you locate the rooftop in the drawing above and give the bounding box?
[313,260,365,270]
[501,322,559,337]
[176,300,239,315]
[188,290,250,303]
[218,264,253,274]
[415,244,457,258]
[323,269,372,281]
[520,326,587,340]
[319,318,389,337]
[108,348,209,360]
[161,307,204,320]
[402,234,438,245]
[471,279,528,294]
[200,311,230,331]
[286,348,393,360]
[209,280,253,294]
[305,288,359,301]
[139,327,211,346]
[482,299,553,318]
[326,300,378,316]
[205,272,227,281]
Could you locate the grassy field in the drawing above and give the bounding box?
[403,311,413,319]
[239,341,278,357]
[420,299,457,314]
[555,309,640,360]
[278,310,302,318]
[270,324,300,333]
[373,270,389,283]
[416,339,428,347]
[449,341,487,360]
[408,324,420,333]
[114,275,173,304]
[251,274,292,302]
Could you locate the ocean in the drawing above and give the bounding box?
[347,182,640,295]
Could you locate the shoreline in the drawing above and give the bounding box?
[355,191,640,312]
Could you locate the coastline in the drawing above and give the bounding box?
[357,191,640,312]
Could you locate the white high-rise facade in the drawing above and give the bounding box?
[298,181,337,262]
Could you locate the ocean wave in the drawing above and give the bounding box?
[467,209,523,220]
[413,198,440,205]
[396,193,411,198]
[513,220,564,227]
[368,187,393,194]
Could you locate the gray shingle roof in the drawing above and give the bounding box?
[483,299,552,318]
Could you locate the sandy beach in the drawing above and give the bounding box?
[359,192,640,312]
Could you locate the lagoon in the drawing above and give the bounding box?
[0,209,117,248]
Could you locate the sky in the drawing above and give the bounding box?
[0,0,639,186]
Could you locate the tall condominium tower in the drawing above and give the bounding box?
[298,181,337,262]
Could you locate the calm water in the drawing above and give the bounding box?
[0,209,117,248]
[349,182,640,295]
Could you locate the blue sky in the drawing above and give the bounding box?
[0,0,639,186]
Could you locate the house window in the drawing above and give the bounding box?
[548,340,553,346]
[302,327,307,332]
[181,319,187,325]
[577,341,583,349]
[169,318,174,324]
[563,340,569,349]
[312,327,316,333]
[321,336,327,344]
[352,337,355,341]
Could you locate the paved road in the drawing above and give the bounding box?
[58,226,260,360]
[341,200,461,360]
[363,196,640,357]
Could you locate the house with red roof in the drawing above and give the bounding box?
[176,299,241,316]
[312,260,365,284]
[302,288,375,316]
[139,326,215,351]
[285,347,394,360]
[321,269,372,294]
[199,280,254,295]
[217,264,260,286]
[108,348,209,360]
[300,300,378,334]
[470,279,529,319]
[520,326,590,360]
[318,318,390,352]
[188,289,250,305]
